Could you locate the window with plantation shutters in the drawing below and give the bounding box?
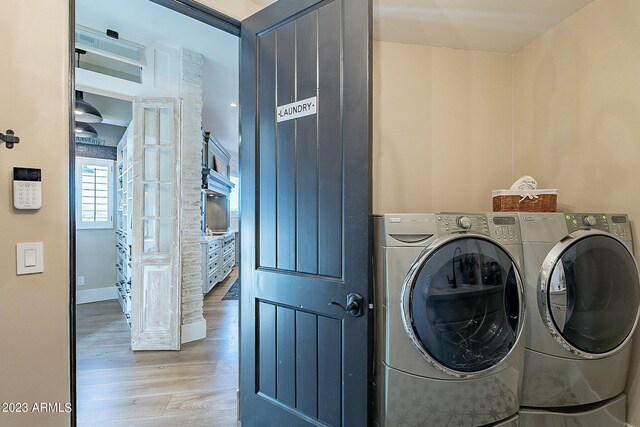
[76,157,114,229]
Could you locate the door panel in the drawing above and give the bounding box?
[131,97,181,351]
[258,301,277,397]
[256,302,343,415]
[295,11,319,275]
[317,316,342,425]
[258,29,277,270]
[317,0,343,279]
[295,311,318,417]
[275,306,296,406]
[257,0,344,278]
[275,20,296,272]
[241,0,372,425]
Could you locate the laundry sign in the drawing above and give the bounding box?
[277,96,317,122]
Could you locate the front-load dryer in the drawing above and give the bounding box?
[373,213,526,427]
[517,213,640,426]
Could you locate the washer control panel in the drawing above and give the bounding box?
[487,214,521,243]
[565,213,632,240]
[436,214,489,236]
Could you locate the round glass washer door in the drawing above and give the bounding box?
[539,231,640,358]
[401,234,525,377]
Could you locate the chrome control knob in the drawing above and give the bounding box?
[583,215,597,227]
[457,216,472,230]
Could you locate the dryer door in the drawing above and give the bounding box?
[401,234,525,377]
[539,230,640,358]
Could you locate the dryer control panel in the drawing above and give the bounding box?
[566,213,632,240]
[436,214,489,236]
[565,212,634,254]
[487,214,521,243]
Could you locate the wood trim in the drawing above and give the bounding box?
[180,318,207,343]
[76,286,118,304]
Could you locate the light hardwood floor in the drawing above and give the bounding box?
[76,269,239,426]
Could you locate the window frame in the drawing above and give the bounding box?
[75,156,115,230]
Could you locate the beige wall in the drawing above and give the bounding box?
[0,3,255,425]
[1,0,637,425]
[76,229,116,291]
[0,3,250,426]
[513,0,640,423]
[0,1,70,426]
[373,41,514,214]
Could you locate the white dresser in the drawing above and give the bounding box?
[201,231,235,294]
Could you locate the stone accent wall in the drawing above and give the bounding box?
[179,48,205,328]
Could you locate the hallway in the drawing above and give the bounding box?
[76,270,239,426]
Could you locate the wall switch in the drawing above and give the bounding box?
[16,242,44,275]
[77,276,85,286]
[24,249,37,267]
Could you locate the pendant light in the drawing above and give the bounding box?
[75,91,103,123]
[75,122,98,138]
[74,49,103,124]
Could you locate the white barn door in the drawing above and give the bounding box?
[131,97,182,351]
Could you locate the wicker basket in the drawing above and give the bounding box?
[492,189,558,212]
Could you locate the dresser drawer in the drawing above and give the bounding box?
[208,259,220,274]
[223,256,235,269]
[208,239,222,253]
[207,272,219,289]
[222,265,232,279]
[208,248,221,263]
[223,251,235,265]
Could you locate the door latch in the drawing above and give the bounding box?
[329,293,365,317]
[1,129,20,149]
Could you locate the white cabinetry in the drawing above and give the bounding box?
[221,234,235,279]
[202,232,235,295]
[116,125,133,327]
[202,236,222,294]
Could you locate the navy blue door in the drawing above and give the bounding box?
[240,0,372,425]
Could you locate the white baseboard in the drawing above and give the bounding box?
[181,319,207,344]
[77,286,117,304]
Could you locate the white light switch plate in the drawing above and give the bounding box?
[16,242,44,275]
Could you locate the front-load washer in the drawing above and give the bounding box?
[518,213,640,425]
[373,213,526,427]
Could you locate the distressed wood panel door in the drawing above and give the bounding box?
[240,0,372,425]
[131,97,182,351]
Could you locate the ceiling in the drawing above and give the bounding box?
[83,93,131,127]
[81,93,131,147]
[77,0,240,153]
[75,0,596,153]
[250,0,595,53]
[250,0,275,5]
[374,0,595,53]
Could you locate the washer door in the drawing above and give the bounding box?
[401,234,525,377]
[539,230,640,358]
